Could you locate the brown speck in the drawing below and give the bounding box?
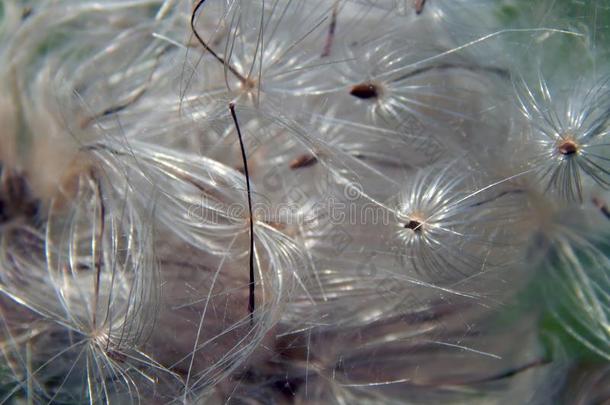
[22,7,33,20]
[321,2,339,57]
[289,154,318,169]
[404,219,423,232]
[350,83,379,100]
[0,168,38,222]
[265,220,287,231]
[414,0,426,14]
[107,350,127,363]
[558,139,578,156]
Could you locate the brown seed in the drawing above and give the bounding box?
[21,6,33,20]
[106,350,127,363]
[414,0,427,15]
[404,219,423,232]
[558,139,578,156]
[350,83,379,100]
[289,154,318,169]
[321,1,339,57]
[265,220,287,231]
[0,168,39,222]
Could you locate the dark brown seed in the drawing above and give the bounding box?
[321,2,339,57]
[558,140,578,156]
[350,83,379,100]
[107,350,127,363]
[289,154,318,169]
[404,219,423,232]
[21,7,33,20]
[0,168,39,223]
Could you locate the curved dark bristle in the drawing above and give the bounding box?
[229,103,256,324]
[192,0,248,85]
